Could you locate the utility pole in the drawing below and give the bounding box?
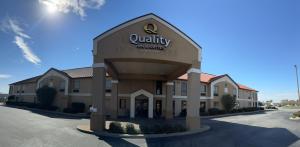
[294,65,300,103]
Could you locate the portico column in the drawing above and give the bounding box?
[110,80,118,119]
[90,63,106,131]
[165,81,173,119]
[186,68,201,130]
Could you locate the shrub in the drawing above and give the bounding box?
[173,124,187,132]
[71,102,85,113]
[153,124,163,133]
[208,108,220,115]
[293,111,300,117]
[221,94,236,112]
[108,122,124,133]
[7,95,16,102]
[63,108,76,113]
[161,124,174,133]
[125,124,139,134]
[36,86,57,107]
[38,105,58,111]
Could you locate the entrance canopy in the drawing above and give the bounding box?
[93,13,202,81]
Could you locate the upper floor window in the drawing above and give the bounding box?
[233,88,237,98]
[59,81,65,92]
[201,84,207,96]
[213,86,219,96]
[106,79,112,92]
[181,81,187,96]
[155,81,162,95]
[49,81,54,87]
[224,87,228,94]
[73,80,80,93]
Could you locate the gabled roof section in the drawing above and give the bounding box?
[178,73,218,83]
[10,75,41,85]
[62,67,93,78]
[38,68,71,80]
[178,73,257,92]
[238,84,258,92]
[93,13,202,55]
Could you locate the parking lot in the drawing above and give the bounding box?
[0,105,299,147]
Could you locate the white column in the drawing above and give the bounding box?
[148,95,153,118]
[130,95,135,118]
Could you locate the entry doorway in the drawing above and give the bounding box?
[130,89,154,118]
[135,95,149,118]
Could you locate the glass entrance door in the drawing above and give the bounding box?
[135,96,148,118]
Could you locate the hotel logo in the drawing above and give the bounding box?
[144,23,157,34]
[129,23,171,50]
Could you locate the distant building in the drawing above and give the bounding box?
[281,99,299,106]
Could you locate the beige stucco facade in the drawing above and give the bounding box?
[8,13,258,132]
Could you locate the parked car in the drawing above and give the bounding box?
[265,105,278,110]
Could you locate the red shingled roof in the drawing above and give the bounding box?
[237,84,257,92]
[10,67,257,92]
[178,73,257,92]
[178,73,221,83]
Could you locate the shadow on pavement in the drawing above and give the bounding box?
[98,136,139,147]
[3,105,86,120]
[142,119,299,147]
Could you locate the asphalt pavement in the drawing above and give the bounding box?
[0,105,299,147]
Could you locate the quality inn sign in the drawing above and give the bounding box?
[129,23,171,50]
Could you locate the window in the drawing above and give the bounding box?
[119,99,126,109]
[213,86,219,96]
[106,79,112,92]
[181,100,187,110]
[213,101,219,107]
[21,85,25,93]
[73,80,80,93]
[224,87,228,93]
[59,81,65,92]
[201,84,207,96]
[181,81,187,96]
[49,81,54,87]
[233,88,237,98]
[155,81,162,95]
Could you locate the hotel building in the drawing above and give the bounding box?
[8,14,258,131]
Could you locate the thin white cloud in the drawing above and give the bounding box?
[14,36,41,65]
[8,19,31,39]
[0,18,42,65]
[39,0,106,19]
[1,18,30,39]
[0,74,12,79]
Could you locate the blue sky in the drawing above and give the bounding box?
[0,0,299,102]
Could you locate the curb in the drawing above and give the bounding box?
[77,125,210,139]
[200,110,265,119]
[3,105,89,118]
